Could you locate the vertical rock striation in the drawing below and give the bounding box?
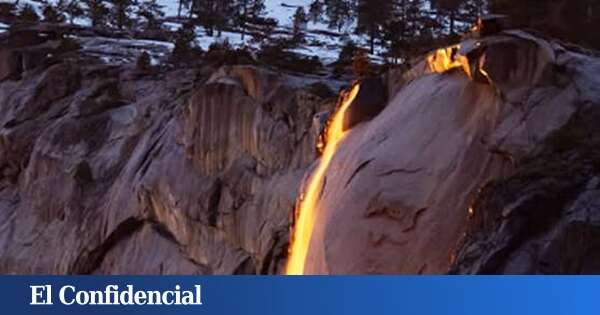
[0,28,336,274]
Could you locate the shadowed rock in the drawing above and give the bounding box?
[451,106,600,274]
[342,77,388,131]
[474,15,513,37]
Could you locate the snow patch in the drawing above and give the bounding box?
[0,22,8,34]
[77,36,174,65]
[9,0,385,64]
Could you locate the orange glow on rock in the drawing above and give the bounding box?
[285,84,361,275]
[427,45,472,78]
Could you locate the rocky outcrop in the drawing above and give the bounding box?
[451,105,600,274]
[3,24,600,275]
[301,31,600,274]
[342,77,387,131]
[0,28,337,274]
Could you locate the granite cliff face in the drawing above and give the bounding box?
[2,25,600,275]
[0,26,339,274]
[300,31,600,274]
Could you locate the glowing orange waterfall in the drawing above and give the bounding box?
[427,44,472,78]
[285,84,361,275]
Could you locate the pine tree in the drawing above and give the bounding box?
[462,0,487,18]
[19,3,40,23]
[308,0,324,23]
[191,0,234,37]
[0,2,17,21]
[65,0,84,25]
[109,0,135,30]
[42,0,67,23]
[250,17,277,45]
[356,0,393,54]
[138,0,165,30]
[234,0,266,40]
[177,0,191,17]
[215,0,235,37]
[489,0,600,49]
[321,0,355,31]
[430,0,463,35]
[83,0,109,28]
[383,0,435,63]
[352,49,372,78]
[171,21,197,62]
[136,50,152,73]
[430,0,486,35]
[292,6,308,44]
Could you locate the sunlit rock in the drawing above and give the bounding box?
[298,31,600,274]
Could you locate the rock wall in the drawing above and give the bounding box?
[301,31,600,274]
[3,26,600,275]
[0,29,335,274]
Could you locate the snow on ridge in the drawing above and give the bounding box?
[264,0,311,26]
[9,0,380,65]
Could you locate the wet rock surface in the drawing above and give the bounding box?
[302,31,600,274]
